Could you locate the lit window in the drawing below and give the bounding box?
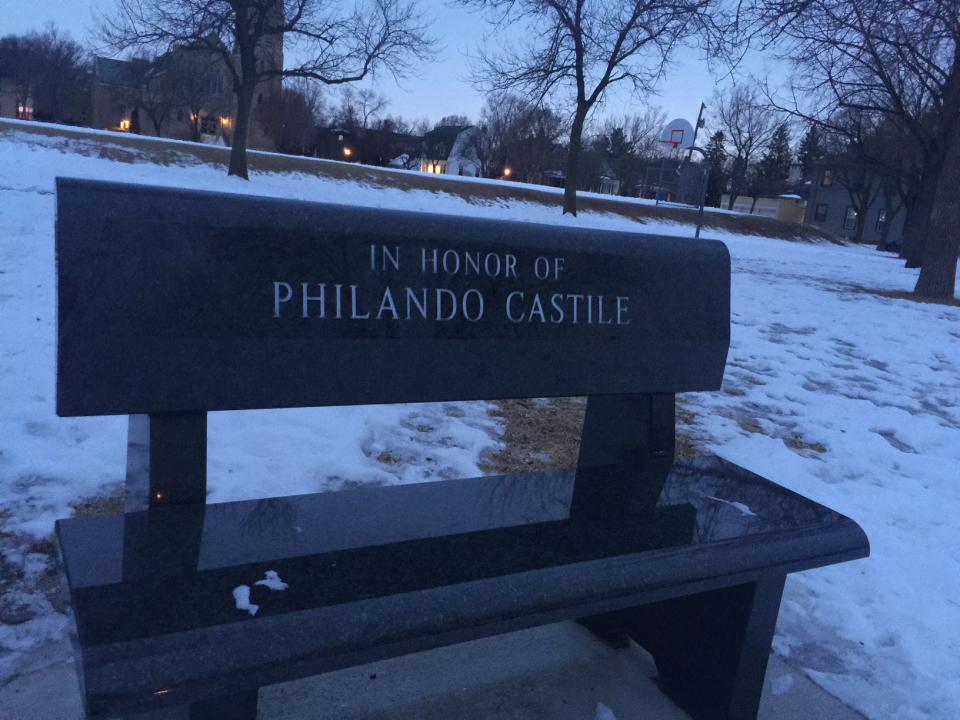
[821,169,833,187]
[875,209,887,233]
[844,206,857,233]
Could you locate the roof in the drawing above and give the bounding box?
[422,125,472,160]
[94,56,148,88]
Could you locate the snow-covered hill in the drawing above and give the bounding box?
[0,121,958,719]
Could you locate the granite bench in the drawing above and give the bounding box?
[53,178,869,720]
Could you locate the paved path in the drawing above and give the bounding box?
[0,622,865,720]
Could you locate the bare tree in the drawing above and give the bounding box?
[462,0,719,215]
[125,57,174,135]
[597,108,667,194]
[355,87,388,128]
[261,77,322,153]
[478,94,567,181]
[335,86,388,129]
[713,84,778,209]
[0,25,90,124]
[101,0,433,179]
[750,0,960,297]
[0,34,39,118]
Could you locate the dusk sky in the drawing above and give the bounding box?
[0,0,778,136]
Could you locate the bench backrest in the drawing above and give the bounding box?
[56,178,729,417]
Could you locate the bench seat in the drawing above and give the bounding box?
[56,455,868,719]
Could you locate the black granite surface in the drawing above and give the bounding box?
[56,456,868,718]
[55,178,730,416]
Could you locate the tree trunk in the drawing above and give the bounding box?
[229,85,255,179]
[853,204,867,243]
[563,109,587,215]
[749,196,758,214]
[876,190,899,251]
[915,133,960,299]
[726,191,737,211]
[902,162,942,266]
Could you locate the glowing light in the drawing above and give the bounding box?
[119,119,131,131]
[503,166,512,177]
[220,116,232,128]
[343,147,353,158]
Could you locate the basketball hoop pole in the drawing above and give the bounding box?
[687,102,706,162]
[685,145,709,241]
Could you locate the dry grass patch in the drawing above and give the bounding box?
[72,494,125,517]
[2,119,839,244]
[482,396,699,475]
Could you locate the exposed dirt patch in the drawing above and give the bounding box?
[376,451,403,464]
[856,287,960,308]
[783,432,828,455]
[481,397,700,475]
[874,428,918,454]
[738,417,766,435]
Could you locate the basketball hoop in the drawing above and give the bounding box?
[659,118,695,152]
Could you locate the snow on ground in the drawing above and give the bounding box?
[0,124,958,717]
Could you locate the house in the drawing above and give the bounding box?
[420,125,481,176]
[90,56,149,133]
[0,77,32,120]
[89,2,283,149]
[803,160,905,247]
[316,125,422,167]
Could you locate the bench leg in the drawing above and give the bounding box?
[188,689,259,720]
[586,573,786,720]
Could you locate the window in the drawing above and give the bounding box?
[16,98,34,120]
[844,206,857,233]
[821,169,833,187]
[876,209,887,233]
[206,73,224,96]
[814,203,828,222]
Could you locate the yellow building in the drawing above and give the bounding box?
[720,194,807,224]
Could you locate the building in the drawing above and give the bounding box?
[803,160,905,247]
[90,3,283,149]
[720,194,807,224]
[420,125,481,176]
[0,77,32,120]
[316,126,422,167]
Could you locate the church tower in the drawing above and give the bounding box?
[250,0,285,149]
[260,0,285,91]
